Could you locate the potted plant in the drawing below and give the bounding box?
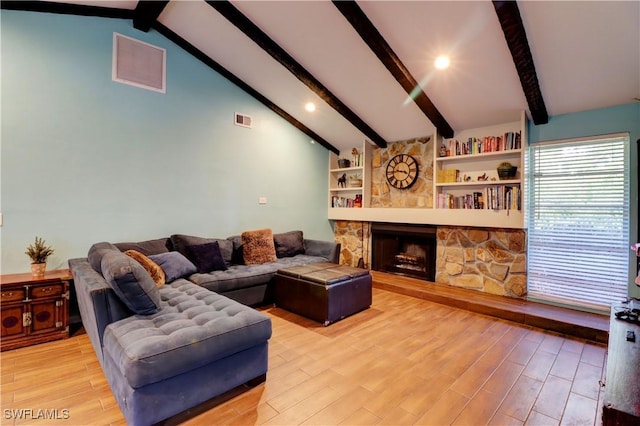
[497,161,517,180]
[25,236,54,278]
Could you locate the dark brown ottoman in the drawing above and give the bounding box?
[274,262,372,326]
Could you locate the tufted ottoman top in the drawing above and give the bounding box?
[102,279,272,389]
[277,263,370,285]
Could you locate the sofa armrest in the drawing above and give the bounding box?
[304,239,341,264]
[69,257,132,367]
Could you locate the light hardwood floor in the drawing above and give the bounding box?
[1,288,606,426]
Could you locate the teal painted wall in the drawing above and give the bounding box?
[1,11,333,274]
[529,103,640,298]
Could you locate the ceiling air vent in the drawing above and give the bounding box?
[112,33,166,93]
[234,112,253,128]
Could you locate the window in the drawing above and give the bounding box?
[527,133,630,311]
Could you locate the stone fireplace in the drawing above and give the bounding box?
[334,220,527,299]
[371,223,437,281]
[332,135,528,299]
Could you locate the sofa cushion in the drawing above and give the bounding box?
[148,252,197,283]
[102,280,272,389]
[114,238,172,256]
[190,263,280,293]
[170,234,234,265]
[101,250,161,315]
[227,235,245,265]
[186,242,228,273]
[274,230,305,258]
[87,241,121,273]
[190,254,332,294]
[242,229,277,265]
[124,250,165,287]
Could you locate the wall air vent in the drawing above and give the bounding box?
[234,112,253,128]
[112,33,166,93]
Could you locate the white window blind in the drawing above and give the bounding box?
[527,134,630,310]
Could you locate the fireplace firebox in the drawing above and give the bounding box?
[371,223,437,281]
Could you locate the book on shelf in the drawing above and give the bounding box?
[486,185,520,211]
[473,192,484,209]
[331,195,361,208]
[436,169,459,183]
[443,131,521,157]
[436,186,520,211]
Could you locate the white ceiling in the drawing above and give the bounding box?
[34,0,640,153]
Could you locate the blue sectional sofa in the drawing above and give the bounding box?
[69,230,340,425]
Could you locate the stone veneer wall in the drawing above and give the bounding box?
[333,221,527,299]
[336,136,527,298]
[436,227,527,298]
[371,136,434,208]
[334,221,372,268]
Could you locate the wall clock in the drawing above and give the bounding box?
[386,154,419,189]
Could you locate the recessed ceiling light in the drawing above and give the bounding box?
[305,102,316,112]
[435,55,450,70]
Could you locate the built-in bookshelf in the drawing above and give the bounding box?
[435,150,523,210]
[328,142,372,209]
[433,113,526,225]
[327,112,527,229]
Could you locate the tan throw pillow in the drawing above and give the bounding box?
[124,250,166,288]
[242,229,277,265]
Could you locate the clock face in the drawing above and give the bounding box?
[386,154,419,189]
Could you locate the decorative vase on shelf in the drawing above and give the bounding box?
[337,159,351,169]
[25,236,54,278]
[497,162,517,180]
[31,263,47,278]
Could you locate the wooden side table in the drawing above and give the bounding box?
[0,269,71,351]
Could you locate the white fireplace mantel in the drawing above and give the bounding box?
[328,207,525,229]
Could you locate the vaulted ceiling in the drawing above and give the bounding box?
[4,0,639,153]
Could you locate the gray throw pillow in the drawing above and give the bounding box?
[274,230,306,258]
[149,252,197,283]
[87,241,120,273]
[101,250,160,315]
[227,235,245,265]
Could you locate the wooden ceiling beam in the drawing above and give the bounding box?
[133,0,169,32]
[0,0,132,19]
[333,1,454,139]
[493,1,548,125]
[206,0,387,148]
[152,22,340,154]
